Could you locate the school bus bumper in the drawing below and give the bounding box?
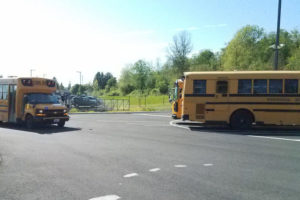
[33,116,70,123]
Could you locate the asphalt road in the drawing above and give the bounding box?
[0,112,300,200]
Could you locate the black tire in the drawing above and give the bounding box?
[25,115,34,129]
[230,110,254,130]
[58,121,65,127]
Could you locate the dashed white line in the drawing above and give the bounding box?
[149,168,161,172]
[123,173,138,178]
[203,163,213,167]
[247,135,300,142]
[169,120,190,130]
[174,164,187,168]
[89,194,121,200]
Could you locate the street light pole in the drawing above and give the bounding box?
[274,0,282,70]
[76,71,82,85]
[30,69,35,77]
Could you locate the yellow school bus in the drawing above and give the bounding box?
[171,79,184,119]
[182,71,300,129]
[0,77,69,128]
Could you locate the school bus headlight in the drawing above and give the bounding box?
[37,109,44,113]
[63,109,67,113]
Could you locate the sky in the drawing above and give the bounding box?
[0,0,299,86]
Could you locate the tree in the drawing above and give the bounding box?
[71,84,80,95]
[118,67,135,95]
[168,31,192,76]
[59,83,65,90]
[190,50,218,71]
[132,60,152,92]
[67,82,71,91]
[222,25,265,70]
[93,72,115,90]
[287,47,300,70]
[105,77,117,92]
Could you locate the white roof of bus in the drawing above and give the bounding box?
[0,78,18,84]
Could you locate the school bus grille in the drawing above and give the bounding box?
[44,110,64,117]
[196,104,205,119]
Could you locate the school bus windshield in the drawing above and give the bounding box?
[26,93,59,104]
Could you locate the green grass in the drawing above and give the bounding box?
[100,95,171,112]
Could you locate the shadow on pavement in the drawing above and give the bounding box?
[0,123,81,134]
[177,122,300,136]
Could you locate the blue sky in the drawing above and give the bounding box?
[0,0,299,85]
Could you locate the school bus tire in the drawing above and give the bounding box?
[58,121,65,128]
[230,109,254,130]
[25,114,34,129]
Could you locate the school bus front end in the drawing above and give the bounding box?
[171,79,184,119]
[16,78,69,128]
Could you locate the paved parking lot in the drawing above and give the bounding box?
[0,112,300,200]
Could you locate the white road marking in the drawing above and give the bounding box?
[247,135,300,142]
[203,163,213,167]
[169,120,190,130]
[89,194,121,200]
[174,164,187,168]
[149,168,161,172]
[133,113,170,118]
[123,173,138,178]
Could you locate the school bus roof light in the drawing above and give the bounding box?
[46,80,56,87]
[21,79,33,86]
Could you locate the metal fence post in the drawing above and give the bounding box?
[129,96,130,111]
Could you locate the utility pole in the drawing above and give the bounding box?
[76,71,82,85]
[274,0,282,70]
[30,69,35,77]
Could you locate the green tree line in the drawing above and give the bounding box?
[67,25,300,96]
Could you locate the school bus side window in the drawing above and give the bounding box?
[238,79,252,94]
[216,81,228,94]
[285,79,298,93]
[193,80,206,94]
[253,79,267,94]
[269,79,283,94]
[2,85,8,99]
[0,85,2,99]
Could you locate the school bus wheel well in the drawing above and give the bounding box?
[230,109,255,123]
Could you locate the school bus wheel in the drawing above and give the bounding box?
[58,121,65,127]
[230,109,254,130]
[25,114,34,129]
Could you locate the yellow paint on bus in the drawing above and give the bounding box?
[182,71,300,129]
[171,79,184,119]
[0,77,69,128]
